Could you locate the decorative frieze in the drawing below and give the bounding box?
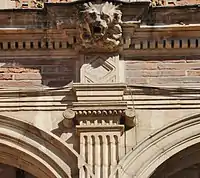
[74,109,125,116]
[0,40,75,50]
[1,35,200,52]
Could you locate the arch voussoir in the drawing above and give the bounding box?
[117,113,200,178]
[0,114,79,178]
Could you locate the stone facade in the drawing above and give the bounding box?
[0,0,200,178]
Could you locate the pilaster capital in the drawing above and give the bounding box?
[62,83,135,132]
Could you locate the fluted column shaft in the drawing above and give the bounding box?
[79,132,121,178]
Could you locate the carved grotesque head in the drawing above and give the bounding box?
[79,1,122,51]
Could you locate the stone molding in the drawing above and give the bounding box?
[72,83,126,99]
[1,85,200,112]
[0,114,80,178]
[114,113,200,178]
[125,86,200,109]
[0,87,74,111]
[76,125,124,134]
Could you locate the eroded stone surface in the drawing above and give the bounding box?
[78,1,122,52]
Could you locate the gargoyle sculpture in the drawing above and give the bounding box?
[79,1,122,51]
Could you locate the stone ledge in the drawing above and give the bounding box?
[76,125,124,135]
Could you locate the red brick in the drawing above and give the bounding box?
[0,68,40,73]
[42,74,74,80]
[42,66,57,73]
[0,81,42,88]
[126,77,148,85]
[127,77,200,85]
[126,63,157,70]
[13,59,75,65]
[57,66,73,73]
[14,73,42,80]
[0,74,13,80]
[128,59,186,63]
[46,79,73,87]
[157,63,200,70]
[126,70,185,77]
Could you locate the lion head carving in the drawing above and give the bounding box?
[79,1,122,51]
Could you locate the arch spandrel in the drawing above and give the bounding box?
[115,113,200,178]
[0,114,80,178]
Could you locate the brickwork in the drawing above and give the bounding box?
[125,57,200,86]
[0,58,76,88]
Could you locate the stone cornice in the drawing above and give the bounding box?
[0,84,200,112]
[122,48,200,57]
[62,83,136,129]
[0,2,200,53]
[73,83,127,90]
[0,87,74,111]
[72,83,128,113]
[125,85,200,109]
[140,24,200,31]
[73,83,127,102]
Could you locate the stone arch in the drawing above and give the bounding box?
[115,113,200,178]
[151,142,200,177]
[0,114,79,178]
